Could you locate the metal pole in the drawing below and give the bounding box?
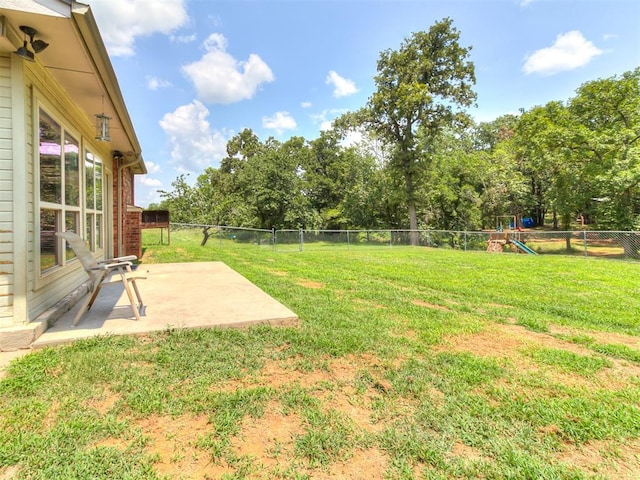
[583,230,588,257]
[347,230,350,249]
[299,228,303,252]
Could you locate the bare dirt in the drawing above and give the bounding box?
[6,321,637,479]
[75,327,640,479]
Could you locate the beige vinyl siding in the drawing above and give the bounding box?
[25,68,113,321]
[0,54,13,327]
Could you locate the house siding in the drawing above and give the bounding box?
[0,54,12,327]
[21,64,114,323]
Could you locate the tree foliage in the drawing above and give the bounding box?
[336,18,476,243]
[150,49,638,242]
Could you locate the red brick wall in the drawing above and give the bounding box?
[125,207,142,258]
[112,157,142,258]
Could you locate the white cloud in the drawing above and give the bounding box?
[182,33,275,104]
[523,30,603,76]
[137,188,163,208]
[262,111,297,134]
[301,101,312,108]
[325,70,358,97]
[89,0,189,57]
[170,33,197,44]
[144,161,162,174]
[310,108,348,131]
[138,176,163,187]
[159,100,229,173]
[146,76,172,91]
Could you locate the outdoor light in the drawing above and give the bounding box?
[31,38,49,54]
[95,113,111,142]
[13,26,49,62]
[14,40,35,62]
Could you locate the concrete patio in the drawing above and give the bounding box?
[30,261,298,349]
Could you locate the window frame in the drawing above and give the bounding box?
[35,102,107,287]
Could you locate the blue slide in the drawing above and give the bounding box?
[512,239,538,255]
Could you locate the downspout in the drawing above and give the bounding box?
[114,152,139,256]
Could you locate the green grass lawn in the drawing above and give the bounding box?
[1,229,639,479]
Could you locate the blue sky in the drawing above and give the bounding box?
[86,0,640,207]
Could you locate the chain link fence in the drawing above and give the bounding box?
[168,224,640,260]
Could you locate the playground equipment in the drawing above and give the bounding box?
[511,239,537,255]
[486,215,537,255]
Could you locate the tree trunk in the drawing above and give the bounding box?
[201,227,212,246]
[404,165,419,246]
[408,200,419,246]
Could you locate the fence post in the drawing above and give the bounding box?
[272,228,276,251]
[583,230,588,257]
[464,231,468,252]
[347,230,350,249]
[299,228,304,252]
[219,227,223,248]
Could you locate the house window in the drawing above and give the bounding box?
[38,107,104,274]
[85,152,104,252]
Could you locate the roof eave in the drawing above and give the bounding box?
[70,2,146,174]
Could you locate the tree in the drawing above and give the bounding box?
[337,18,476,244]
[568,68,640,230]
[514,102,590,233]
[301,131,351,228]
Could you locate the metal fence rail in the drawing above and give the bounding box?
[167,223,640,261]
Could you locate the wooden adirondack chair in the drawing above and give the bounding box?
[56,231,145,326]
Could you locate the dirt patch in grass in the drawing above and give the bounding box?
[411,299,451,311]
[556,439,640,479]
[311,447,389,479]
[0,465,20,480]
[57,339,639,479]
[435,323,640,390]
[233,402,303,468]
[296,280,325,289]
[267,269,289,277]
[436,323,596,359]
[550,325,640,349]
[144,354,389,478]
[353,298,387,309]
[137,414,213,479]
[86,388,120,415]
[450,441,487,463]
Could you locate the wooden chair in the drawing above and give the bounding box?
[56,231,145,326]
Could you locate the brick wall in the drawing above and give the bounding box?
[112,157,142,258]
[125,206,142,258]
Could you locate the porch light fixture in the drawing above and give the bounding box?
[13,26,49,62]
[94,95,111,141]
[95,113,111,142]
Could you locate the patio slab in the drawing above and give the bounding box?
[30,262,298,349]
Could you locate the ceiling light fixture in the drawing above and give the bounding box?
[13,25,49,62]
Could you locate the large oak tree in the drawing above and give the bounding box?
[338,18,476,244]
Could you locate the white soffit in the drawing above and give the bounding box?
[2,0,70,18]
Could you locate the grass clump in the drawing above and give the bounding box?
[525,347,612,376]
